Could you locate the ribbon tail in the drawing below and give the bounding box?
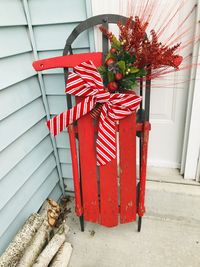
[96,116,117,166]
[46,96,94,136]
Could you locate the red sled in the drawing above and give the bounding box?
[33,14,151,232]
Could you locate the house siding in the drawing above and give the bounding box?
[30,0,93,194]
[0,0,92,254]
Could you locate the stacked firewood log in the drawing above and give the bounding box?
[0,199,72,267]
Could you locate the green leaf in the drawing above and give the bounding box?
[129,67,140,73]
[107,71,114,82]
[130,55,136,63]
[120,72,138,90]
[111,43,121,50]
[137,68,146,77]
[97,65,107,83]
[123,73,136,80]
[98,66,106,75]
[105,52,116,62]
[117,60,126,75]
[111,36,121,48]
[122,80,137,89]
[123,51,131,63]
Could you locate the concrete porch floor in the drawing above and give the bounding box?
[66,201,200,267]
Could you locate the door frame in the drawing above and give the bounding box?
[181,0,200,181]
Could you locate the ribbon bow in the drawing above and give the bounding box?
[46,60,142,166]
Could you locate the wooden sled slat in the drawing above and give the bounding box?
[68,125,82,216]
[99,158,118,227]
[77,113,99,223]
[119,112,137,223]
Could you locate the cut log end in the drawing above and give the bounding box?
[17,220,52,267]
[49,242,73,267]
[32,223,69,267]
[0,214,43,267]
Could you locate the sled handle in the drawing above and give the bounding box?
[32,52,103,71]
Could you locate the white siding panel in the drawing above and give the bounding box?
[0,0,27,26]
[0,119,49,180]
[0,168,59,254]
[0,154,56,237]
[0,136,53,210]
[48,95,67,114]
[0,98,46,152]
[58,148,72,164]
[61,163,73,179]
[0,77,41,120]
[0,52,36,89]
[34,24,89,51]
[29,0,87,25]
[43,74,65,95]
[0,26,32,58]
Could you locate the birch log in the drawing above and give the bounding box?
[39,199,60,227]
[0,214,43,267]
[32,223,69,267]
[39,200,52,220]
[49,242,73,267]
[17,220,52,267]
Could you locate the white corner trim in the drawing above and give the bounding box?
[181,2,200,180]
[184,50,200,179]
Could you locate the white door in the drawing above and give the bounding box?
[91,0,196,169]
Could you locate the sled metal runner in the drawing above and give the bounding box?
[33,14,151,232]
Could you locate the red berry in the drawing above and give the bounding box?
[106,58,115,66]
[173,56,183,68]
[115,72,123,80]
[110,47,117,54]
[107,81,118,92]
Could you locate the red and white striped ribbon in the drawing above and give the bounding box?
[46,60,142,166]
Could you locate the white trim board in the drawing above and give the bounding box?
[181,1,200,180]
[183,49,200,180]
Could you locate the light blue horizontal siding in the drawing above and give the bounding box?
[0,0,27,26]
[61,163,73,179]
[0,0,93,254]
[56,133,70,149]
[29,0,87,25]
[43,74,65,95]
[0,154,56,237]
[48,182,63,200]
[0,52,36,89]
[0,136,54,210]
[58,148,71,163]
[64,178,74,192]
[0,26,32,58]
[0,168,60,254]
[0,77,41,120]
[0,98,46,152]
[38,48,91,60]
[0,119,49,180]
[34,24,90,51]
[47,95,67,114]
